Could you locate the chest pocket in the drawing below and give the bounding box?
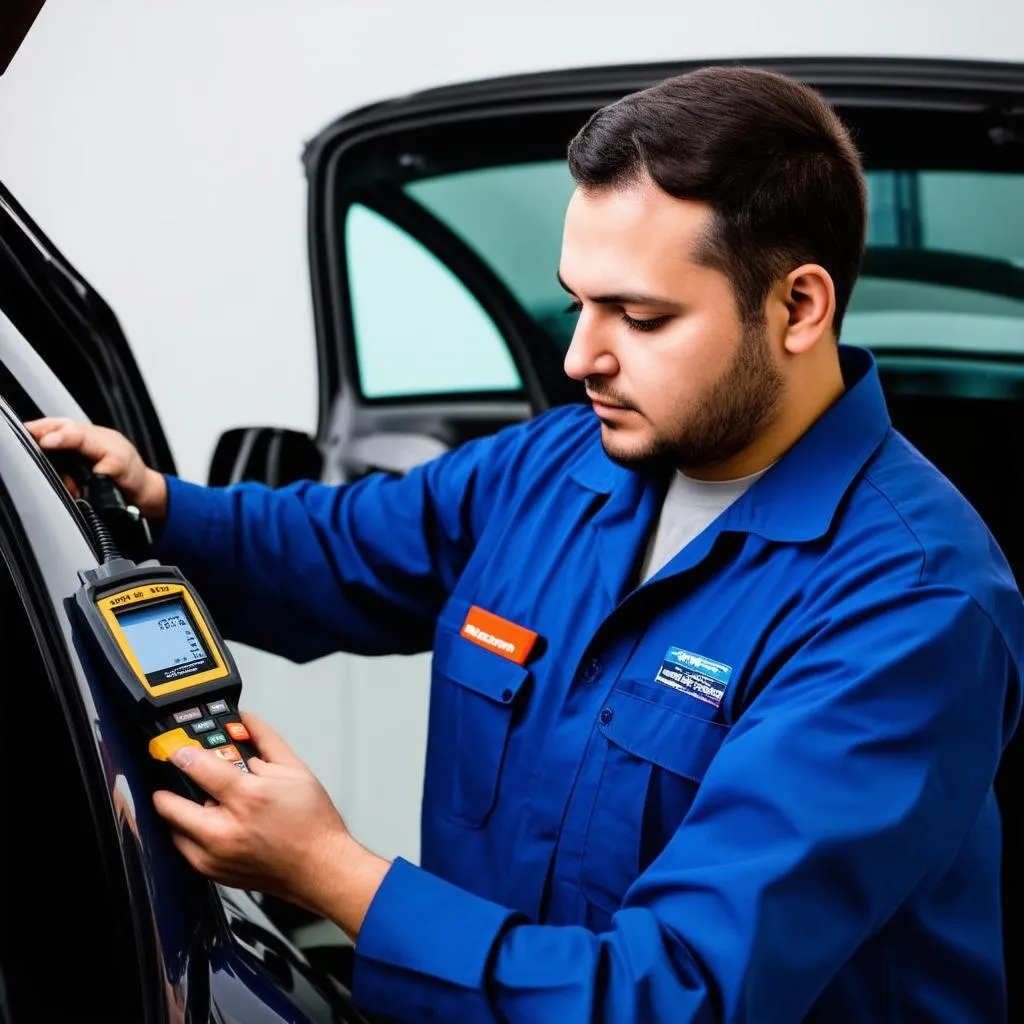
[426,623,529,828]
[580,686,729,917]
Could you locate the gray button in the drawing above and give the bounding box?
[204,731,228,747]
[190,718,217,734]
[172,706,202,724]
[206,699,230,716]
[599,707,614,725]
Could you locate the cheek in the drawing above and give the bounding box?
[627,317,734,417]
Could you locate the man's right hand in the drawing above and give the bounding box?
[24,417,169,521]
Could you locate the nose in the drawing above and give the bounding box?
[563,312,618,382]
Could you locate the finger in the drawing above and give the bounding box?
[24,416,72,439]
[169,831,244,886]
[169,833,259,892]
[169,830,213,873]
[245,757,294,779]
[152,786,221,843]
[168,744,248,802]
[240,712,306,768]
[59,474,81,499]
[35,421,113,464]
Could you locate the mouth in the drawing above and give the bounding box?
[587,393,633,414]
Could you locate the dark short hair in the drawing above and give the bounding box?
[567,65,867,335]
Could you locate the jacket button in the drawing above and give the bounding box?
[581,658,601,682]
[599,707,614,725]
[501,688,513,702]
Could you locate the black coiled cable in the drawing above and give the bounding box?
[76,499,121,564]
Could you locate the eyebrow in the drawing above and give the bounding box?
[557,272,679,308]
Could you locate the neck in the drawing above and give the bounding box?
[683,354,846,482]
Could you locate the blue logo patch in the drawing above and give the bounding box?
[654,647,733,708]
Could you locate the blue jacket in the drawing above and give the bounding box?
[157,346,1024,1022]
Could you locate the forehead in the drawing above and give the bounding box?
[560,182,715,285]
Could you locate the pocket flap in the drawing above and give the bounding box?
[599,688,729,782]
[433,625,529,705]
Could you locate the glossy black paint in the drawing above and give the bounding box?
[0,305,360,1023]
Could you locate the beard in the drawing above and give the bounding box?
[590,318,785,473]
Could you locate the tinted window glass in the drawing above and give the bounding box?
[406,162,1024,357]
[345,203,522,399]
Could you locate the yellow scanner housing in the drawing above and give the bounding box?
[95,581,230,699]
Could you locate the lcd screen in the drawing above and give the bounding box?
[115,597,217,684]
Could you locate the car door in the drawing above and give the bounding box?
[246,57,1022,484]
[0,381,368,1024]
[0,180,370,1021]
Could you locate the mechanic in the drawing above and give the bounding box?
[28,65,1024,1023]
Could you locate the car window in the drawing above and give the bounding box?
[845,171,1024,354]
[403,162,1024,358]
[345,203,522,399]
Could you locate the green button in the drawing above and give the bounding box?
[204,731,228,747]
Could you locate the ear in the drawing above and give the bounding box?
[780,264,836,355]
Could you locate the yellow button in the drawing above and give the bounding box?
[149,728,203,762]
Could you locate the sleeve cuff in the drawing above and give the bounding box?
[153,475,231,561]
[353,858,525,1023]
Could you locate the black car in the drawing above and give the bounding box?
[2,6,1022,1020]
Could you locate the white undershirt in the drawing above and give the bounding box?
[638,467,768,584]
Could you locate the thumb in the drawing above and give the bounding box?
[168,744,243,801]
[240,711,306,768]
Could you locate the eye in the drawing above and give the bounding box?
[564,300,583,315]
[621,313,670,333]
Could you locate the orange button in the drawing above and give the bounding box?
[149,728,203,762]
[460,605,538,665]
[225,721,250,741]
[213,744,241,762]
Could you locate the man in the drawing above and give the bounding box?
[28,65,1023,1022]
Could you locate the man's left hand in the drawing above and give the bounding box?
[153,712,355,915]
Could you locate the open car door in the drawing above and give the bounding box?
[217,57,1024,489]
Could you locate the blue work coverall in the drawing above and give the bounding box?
[156,346,1024,1022]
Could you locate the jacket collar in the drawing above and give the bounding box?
[568,345,891,544]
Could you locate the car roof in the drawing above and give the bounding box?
[305,55,1024,151]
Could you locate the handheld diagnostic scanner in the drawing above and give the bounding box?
[72,495,258,801]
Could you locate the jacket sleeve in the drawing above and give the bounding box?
[153,425,519,662]
[350,585,1021,1023]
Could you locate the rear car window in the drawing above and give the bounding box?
[404,163,1024,358]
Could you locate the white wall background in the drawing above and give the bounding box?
[1,0,1021,864]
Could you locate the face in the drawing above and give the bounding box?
[559,181,785,474]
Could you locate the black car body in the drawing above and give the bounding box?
[1,6,1022,1018]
